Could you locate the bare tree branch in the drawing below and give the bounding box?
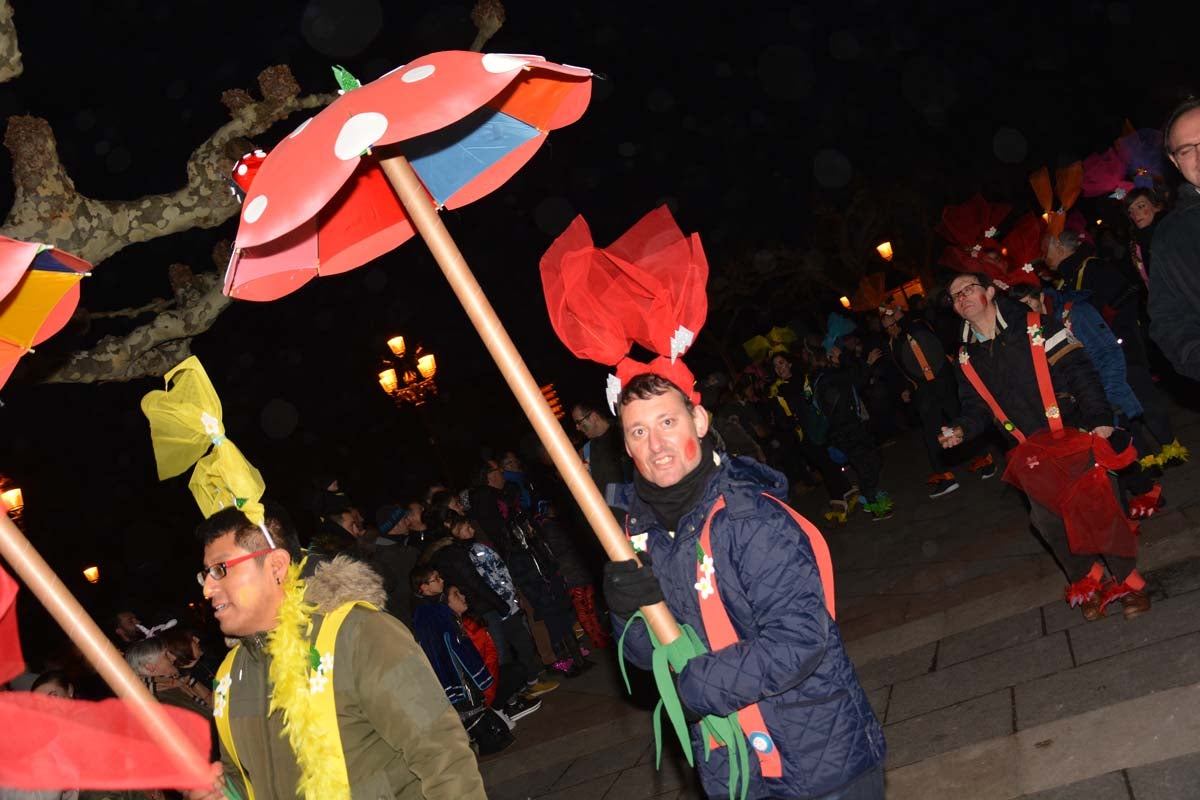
[470,0,506,52]
[42,270,232,384]
[0,0,21,84]
[87,298,173,320]
[0,66,334,264]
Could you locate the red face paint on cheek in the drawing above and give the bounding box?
[684,439,698,461]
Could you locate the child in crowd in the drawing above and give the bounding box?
[446,585,540,722]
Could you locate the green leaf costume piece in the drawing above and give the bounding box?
[618,612,751,800]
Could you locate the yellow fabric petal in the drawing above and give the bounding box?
[141,356,266,525]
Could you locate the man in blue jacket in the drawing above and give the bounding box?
[604,372,886,800]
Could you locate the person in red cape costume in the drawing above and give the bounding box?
[939,272,1150,621]
[541,207,886,800]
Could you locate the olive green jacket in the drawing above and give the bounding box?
[219,556,484,799]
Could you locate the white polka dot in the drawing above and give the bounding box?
[237,164,248,176]
[243,195,268,223]
[334,112,389,160]
[481,53,527,73]
[288,117,313,139]
[401,64,435,83]
[253,149,266,157]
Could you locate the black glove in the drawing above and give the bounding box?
[603,558,665,618]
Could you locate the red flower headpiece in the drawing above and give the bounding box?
[936,194,1012,272]
[540,206,708,412]
[992,213,1046,290]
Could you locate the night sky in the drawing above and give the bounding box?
[1,0,1197,644]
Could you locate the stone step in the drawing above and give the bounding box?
[885,681,1200,799]
[846,508,1200,669]
[870,560,1200,793]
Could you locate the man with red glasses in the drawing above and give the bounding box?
[939,272,1150,620]
[1149,97,1200,382]
[187,507,484,800]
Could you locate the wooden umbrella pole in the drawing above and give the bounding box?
[380,154,681,647]
[0,513,210,786]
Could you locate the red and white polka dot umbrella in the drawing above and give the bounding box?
[225,51,591,301]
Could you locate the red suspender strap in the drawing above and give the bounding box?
[907,336,936,381]
[695,496,783,778]
[1025,311,1064,433]
[958,350,1026,444]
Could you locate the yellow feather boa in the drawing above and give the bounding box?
[265,562,350,799]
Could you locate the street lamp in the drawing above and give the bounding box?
[83,566,100,584]
[377,334,439,407]
[875,241,894,262]
[0,475,24,530]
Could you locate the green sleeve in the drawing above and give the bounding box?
[348,610,487,799]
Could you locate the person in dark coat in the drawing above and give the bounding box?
[810,346,894,521]
[605,373,885,800]
[1150,97,1200,382]
[940,273,1150,620]
[1045,229,1181,463]
[883,305,963,498]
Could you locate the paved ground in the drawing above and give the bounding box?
[480,401,1200,799]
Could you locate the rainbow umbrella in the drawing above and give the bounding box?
[0,237,91,389]
[224,51,592,301]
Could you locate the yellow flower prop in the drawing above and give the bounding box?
[140,356,266,526]
[742,326,798,364]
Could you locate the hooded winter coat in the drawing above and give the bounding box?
[216,556,485,800]
[1042,289,1142,419]
[613,456,885,800]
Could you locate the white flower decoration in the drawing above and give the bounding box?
[1022,263,1035,272]
[694,575,714,600]
[201,411,220,437]
[984,226,998,238]
[1026,456,1040,469]
[1027,324,1044,346]
[958,350,970,364]
[629,532,649,553]
[605,374,622,415]
[213,675,232,718]
[698,554,715,580]
[309,671,328,694]
[669,325,695,364]
[970,244,982,257]
[320,652,335,673]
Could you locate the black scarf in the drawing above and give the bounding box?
[634,437,718,532]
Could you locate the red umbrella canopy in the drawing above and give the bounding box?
[226,51,592,302]
[0,237,92,390]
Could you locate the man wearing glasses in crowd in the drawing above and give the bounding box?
[571,400,632,522]
[186,507,484,799]
[1149,97,1200,382]
[940,272,1150,620]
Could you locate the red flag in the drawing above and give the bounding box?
[0,565,212,791]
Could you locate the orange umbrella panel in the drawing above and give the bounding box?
[0,271,83,350]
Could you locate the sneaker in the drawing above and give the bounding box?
[549,658,584,678]
[503,696,542,723]
[869,508,894,522]
[522,678,560,698]
[967,453,993,473]
[927,475,960,498]
[494,707,517,730]
[979,464,997,480]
